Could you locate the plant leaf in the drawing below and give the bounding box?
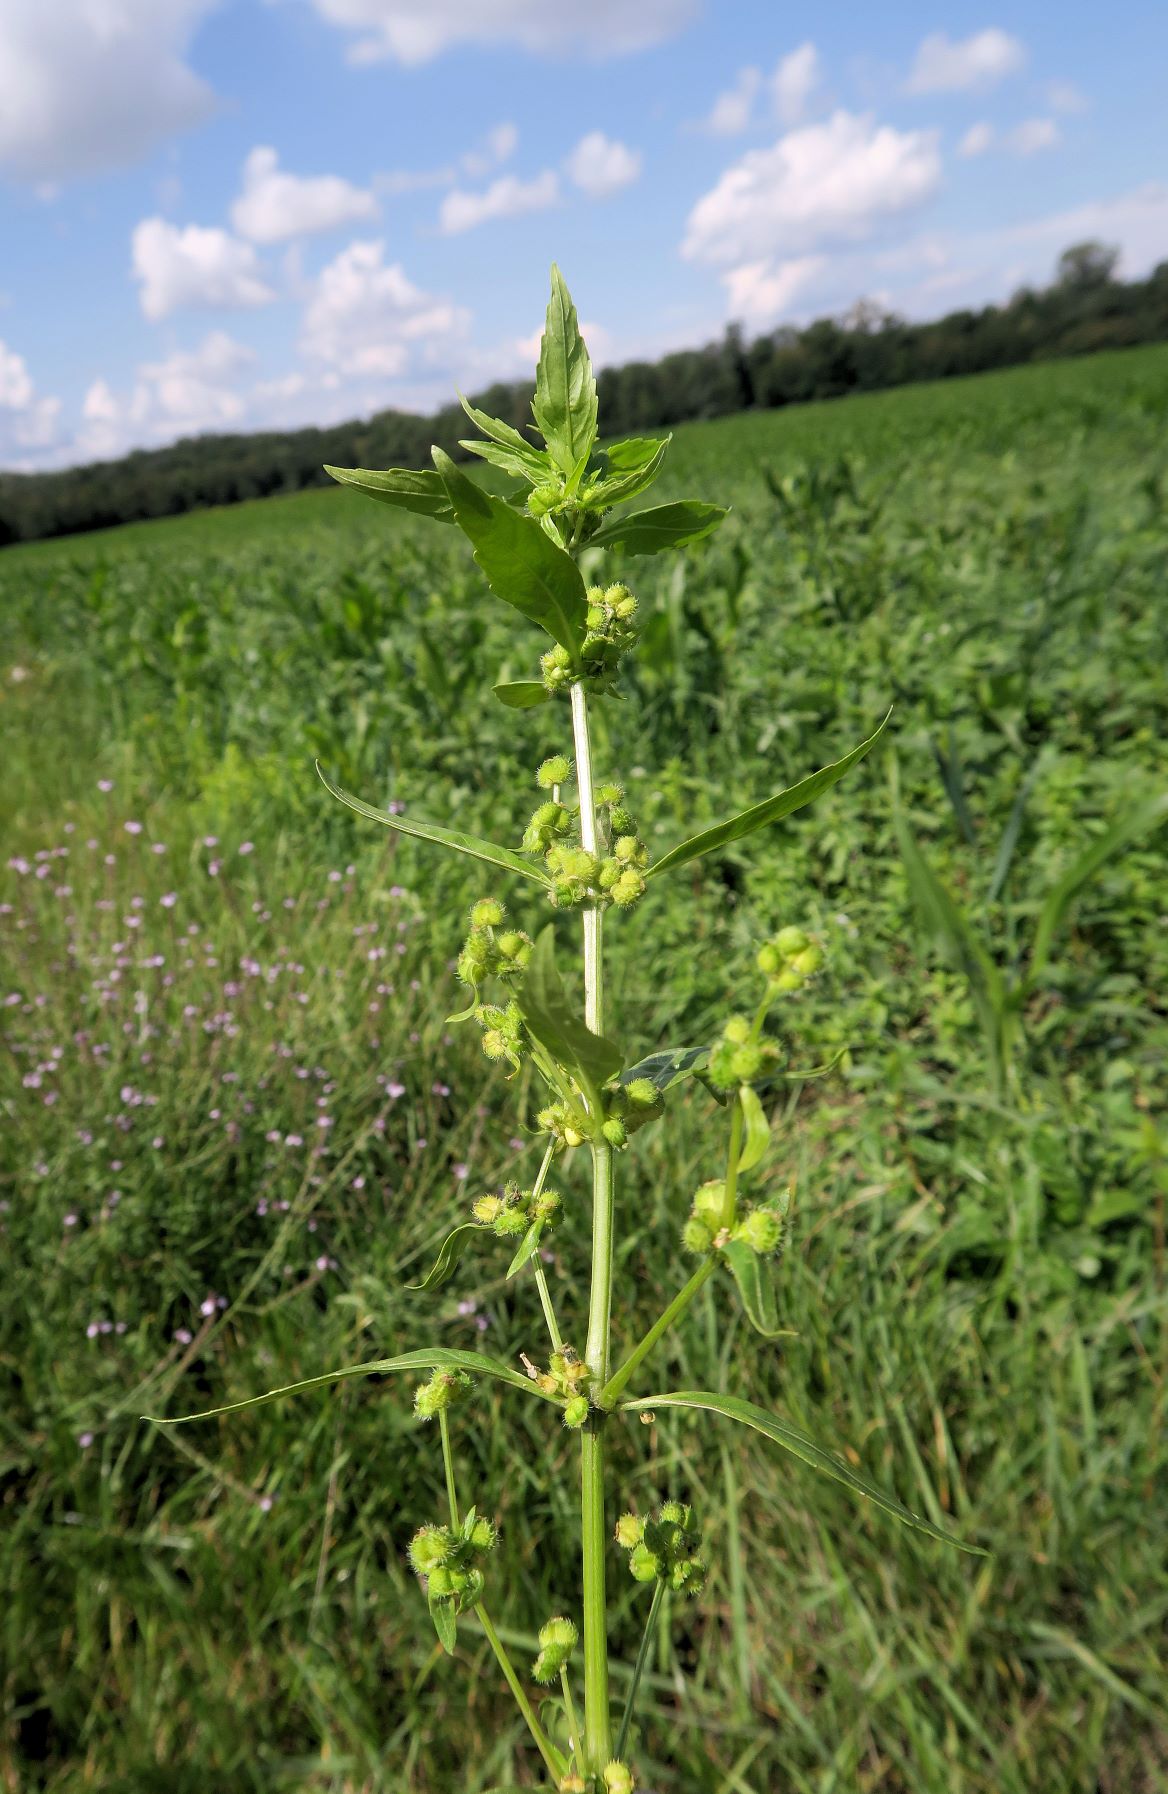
[459,394,549,476]
[461,439,551,485]
[407,1223,481,1291]
[519,926,624,1092]
[145,1348,555,1424]
[649,710,891,880]
[1029,790,1168,981]
[316,762,549,887]
[324,464,454,521]
[532,264,598,476]
[617,1045,709,1094]
[506,1218,545,1279]
[429,1593,457,1655]
[585,439,671,510]
[894,807,1006,1066]
[433,447,588,657]
[736,1086,770,1173]
[589,500,727,557]
[721,1241,787,1338]
[620,1391,986,1553]
[603,435,671,475]
[493,680,551,710]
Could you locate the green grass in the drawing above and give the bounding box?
[2,344,1168,1793]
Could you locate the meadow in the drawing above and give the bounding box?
[2,344,1167,1793]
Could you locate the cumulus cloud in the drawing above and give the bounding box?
[723,256,826,326]
[306,0,697,65]
[1047,80,1090,115]
[132,218,276,321]
[565,133,641,198]
[700,68,762,136]
[907,29,1025,95]
[959,118,1061,158]
[773,43,820,126]
[683,112,941,267]
[231,147,378,244]
[76,333,254,459]
[300,240,468,377]
[0,339,61,459]
[438,170,559,234]
[0,0,219,183]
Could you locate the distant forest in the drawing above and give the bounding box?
[3,242,1165,547]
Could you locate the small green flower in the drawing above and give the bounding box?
[537,755,571,789]
[413,1368,473,1421]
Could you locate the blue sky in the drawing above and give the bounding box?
[1,0,1165,470]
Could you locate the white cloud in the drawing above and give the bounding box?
[300,240,468,377]
[565,132,641,198]
[0,0,219,183]
[683,112,941,266]
[0,338,61,457]
[231,147,378,244]
[306,0,697,64]
[959,121,995,158]
[461,121,519,178]
[907,29,1025,94]
[773,42,820,126]
[723,256,826,326]
[76,333,254,460]
[701,67,761,136]
[1008,118,1060,155]
[959,118,1061,159]
[132,218,276,321]
[438,170,559,234]
[1047,80,1089,115]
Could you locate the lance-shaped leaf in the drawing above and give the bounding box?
[620,1391,985,1553]
[145,1347,558,1424]
[616,1045,709,1094]
[519,926,623,1093]
[317,762,550,888]
[433,447,588,658]
[533,264,598,476]
[720,1241,788,1338]
[584,438,670,510]
[324,464,454,521]
[736,1086,770,1173]
[458,394,550,484]
[588,500,727,557]
[648,709,892,881]
[429,1593,458,1655]
[493,680,550,710]
[1028,790,1168,982]
[408,1223,481,1291]
[506,1218,545,1279]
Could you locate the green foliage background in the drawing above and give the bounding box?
[3,344,1167,1792]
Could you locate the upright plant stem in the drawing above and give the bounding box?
[571,679,614,1772]
[615,1579,664,1761]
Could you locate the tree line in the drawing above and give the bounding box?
[2,243,1165,547]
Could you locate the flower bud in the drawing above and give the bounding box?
[611,869,645,909]
[468,1516,496,1553]
[536,755,570,789]
[615,1513,643,1549]
[528,483,561,517]
[560,1777,587,1793]
[604,1763,636,1794]
[757,942,782,978]
[775,967,803,992]
[628,1542,660,1582]
[563,1395,590,1429]
[533,1613,578,1680]
[586,604,606,629]
[598,858,621,890]
[473,1194,503,1225]
[494,1205,529,1238]
[408,1524,453,1576]
[470,897,504,928]
[723,1015,751,1045]
[414,1368,472,1420]
[692,1180,725,1223]
[659,1500,693,1529]
[609,804,635,835]
[426,1564,455,1599]
[533,1187,561,1225]
[602,1117,627,1149]
[706,1040,739,1090]
[613,835,640,864]
[495,929,530,963]
[481,1028,512,1062]
[624,1078,658,1108]
[563,1123,586,1148]
[595,782,623,805]
[670,1556,707,1597]
[730,1041,764,1083]
[792,943,822,976]
[734,1206,783,1255]
[682,1216,713,1255]
[586,585,606,607]
[775,925,809,959]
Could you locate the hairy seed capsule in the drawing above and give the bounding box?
[757,942,782,978]
[682,1216,713,1255]
[603,1763,636,1794]
[628,1542,660,1582]
[722,1014,751,1045]
[775,925,810,959]
[734,1206,783,1254]
[473,1194,503,1225]
[602,1117,627,1148]
[539,1614,578,1654]
[470,898,504,928]
[408,1524,453,1575]
[730,1041,764,1082]
[615,1513,643,1549]
[775,967,803,992]
[693,1180,726,1222]
[625,1078,658,1107]
[792,943,823,976]
[563,1395,590,1429]
[536,755,570,789]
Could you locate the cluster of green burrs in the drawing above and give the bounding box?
[616,1500,707,1598]
[522,756,651,911]
[542,583,639,696]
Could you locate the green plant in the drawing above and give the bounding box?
[152,267,984,1791]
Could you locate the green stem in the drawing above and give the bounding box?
[560,1664,582,1766]
[615,1578,664,1762]
[532,1260,563,1353]
[478,1603,562,1785]
[719,1096,745,1231]
[571,679,613,1773]
[600,1259,716,1408]
[438,1410,459,1527]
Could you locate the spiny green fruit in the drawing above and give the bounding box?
[792,943,823,976]
[413,1368,472,1420]
[614,1512,643,1549]
[722,1014,751,1045]
[473,1194,503,1225]
[536,755,570,789]
[692,1180,725,1223]
[775,925,810,958]
[408,1524,453,1576]
[563,1395,590,1429]
[734,1206,783,1254]
[628,1541,660,1582]
[603,1763,636,1794]
[682,1215,713,1255]
[470,897,504,928]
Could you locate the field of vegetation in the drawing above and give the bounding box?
[3,344,1167,1793]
